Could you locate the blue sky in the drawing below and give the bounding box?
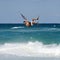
[0,0,60,23]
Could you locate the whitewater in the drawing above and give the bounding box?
[0,42,60,57]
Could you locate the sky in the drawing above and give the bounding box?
[0,0,60,23]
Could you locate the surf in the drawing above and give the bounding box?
[0,41,60,57]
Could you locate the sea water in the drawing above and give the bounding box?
[0,23,60,60]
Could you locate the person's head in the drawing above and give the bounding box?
[23,21,26,24]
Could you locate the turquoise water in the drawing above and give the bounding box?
[0,24,60,44]
[0,24,60,60]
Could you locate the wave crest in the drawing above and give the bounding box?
[0,42,60,57]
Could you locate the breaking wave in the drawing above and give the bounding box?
[0,41,60,57]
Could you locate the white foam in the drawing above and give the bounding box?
[11,27,24,29]
[0,41,60,57]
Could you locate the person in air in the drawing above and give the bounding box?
[21,13,39,27]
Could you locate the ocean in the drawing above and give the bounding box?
[0,23,60,60]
